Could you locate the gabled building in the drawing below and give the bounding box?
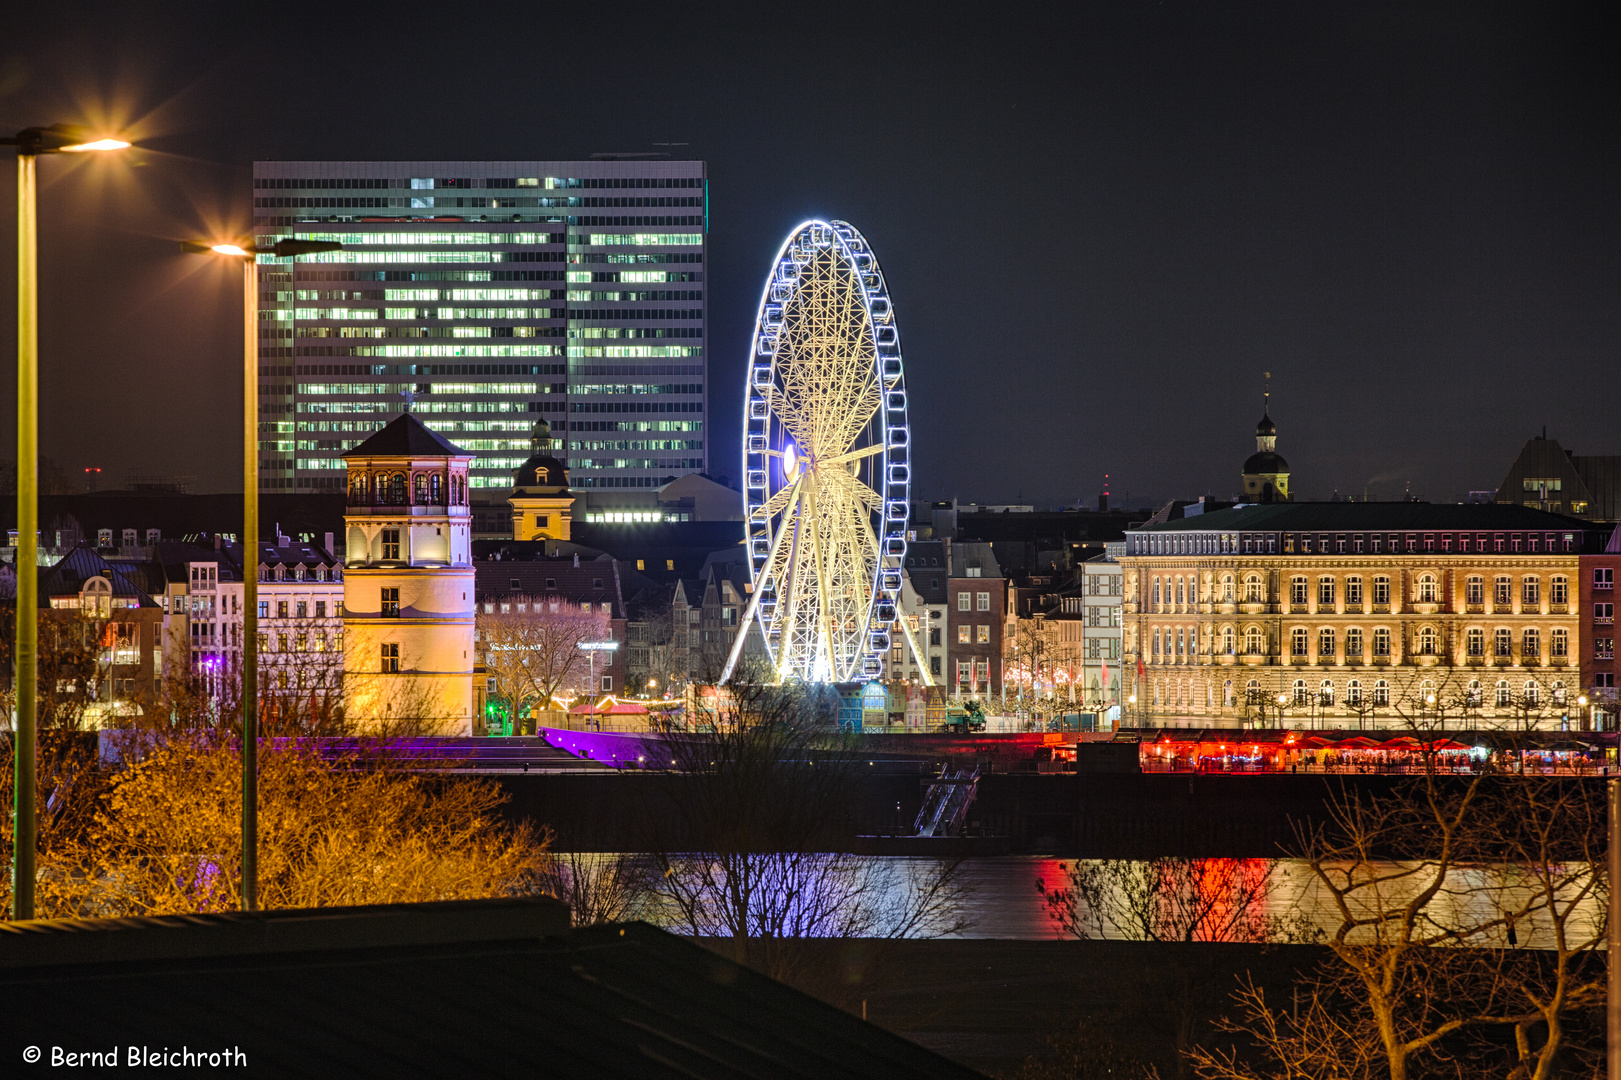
[1494,433,1621,522]
[37,545,164,720]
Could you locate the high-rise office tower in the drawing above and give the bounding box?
[250,159,707,499]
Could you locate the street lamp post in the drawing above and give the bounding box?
[578,641,619,732]
[2,126,129,920]
[181,236,339,912]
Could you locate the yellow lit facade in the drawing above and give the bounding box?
[1120,506,1602,729]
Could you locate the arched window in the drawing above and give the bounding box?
[1417,627,1437,655]
[1176,577,1185,606]
[430,473,443,504]
[1372,628,1391,656]
[1152,578,1161,611]
[1244,627,1264,655]
[387,473,407,505]
[348,472,367,504]
[1346,679,1363,705]
[1496,679,1512,707]
[1416,575,1438,603]
[1372,679,1390,706]
[1246,678,1259,703]
[1495,628,1512,657]
[1465,575,1485,605]
[1221,575,1234,602]
[1291,577,1308,605]
[1522,577,1541,607]
[1318,628,1335,657]
[1551,576,1568,605]
[1152,628,1162,657]
[1467,679,1482,705]
[1244,576,1263,603]
[1291,628,1309,656]
[1346,628,1364,656]
[1552,681,1566,705]
[413,473,428,504]
[1293,678,1309,705]
[1522,628,1540,659]
[1551,628,1568,657]
[1523,680,1540,706]
[294,565,306,582]
[1221,626,1234,655]
[1466,628,1485,656]
[1319,679,1334,705]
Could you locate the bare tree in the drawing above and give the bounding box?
[1037,857,1315,1077]
[1188,742,1607,1080]
[25,732,551,918]
[645,673,970,996]
[476,600,607,731]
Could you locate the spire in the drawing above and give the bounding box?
[1255,372,1277,446]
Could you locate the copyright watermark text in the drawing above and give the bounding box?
[22,1045,246,1068]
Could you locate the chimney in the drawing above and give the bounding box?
[323,531,334,556]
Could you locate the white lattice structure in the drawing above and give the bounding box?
[722,221,928,684]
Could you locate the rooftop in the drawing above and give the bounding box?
[343,413,470,459]
[0,898,976,1078]
[1138,502,1594,533]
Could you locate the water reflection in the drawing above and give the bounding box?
[570,855,1599,949]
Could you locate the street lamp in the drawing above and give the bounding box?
[2,125,130,920]
[578,641,619,731]
[180,236,340,912]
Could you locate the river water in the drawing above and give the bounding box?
[589,855,1600,949]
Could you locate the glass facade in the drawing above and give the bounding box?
[251,160,707,494]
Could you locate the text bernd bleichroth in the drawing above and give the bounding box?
[28,1045,247,1067]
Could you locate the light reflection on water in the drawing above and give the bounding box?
[579,855,1600,948]
[882,856,1602,948]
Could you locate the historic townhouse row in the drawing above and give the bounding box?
[1118,503,1609,728]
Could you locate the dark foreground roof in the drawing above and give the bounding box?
[0,898,980,1079]
[343,413,469,458]
[1141,501,1594,534]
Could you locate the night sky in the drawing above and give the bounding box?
[0,2,1613,508]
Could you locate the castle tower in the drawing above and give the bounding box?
[508,420,575,542]
[1241,381,1291,503]
[340,414,476,735]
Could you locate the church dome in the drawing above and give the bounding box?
[1244,450,1289,474]
[1255,409,1277,438]
[513,418,569,489]
[514,453,569,490]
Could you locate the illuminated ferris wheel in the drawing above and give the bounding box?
[720,220,929,685]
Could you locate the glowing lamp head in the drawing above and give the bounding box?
[1425,694,1436,705]
[782,442,800,482]
[211,244,250,257]
[1579,695,1589,706]
[59,138,131,153]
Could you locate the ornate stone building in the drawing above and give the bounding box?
[341,414,476,734]
[1119,504,1605,729]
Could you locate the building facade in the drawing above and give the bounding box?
[340,415,476,734]
[947,542,1005,698]
[251,158,707,498]
[1119,504,1603,729]
[1580,532,1621,729]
